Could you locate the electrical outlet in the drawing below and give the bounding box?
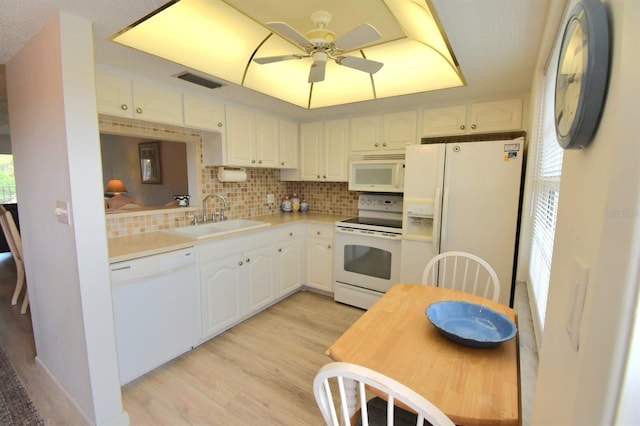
[267,194,275,204]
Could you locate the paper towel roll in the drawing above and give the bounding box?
[217,167,247,182]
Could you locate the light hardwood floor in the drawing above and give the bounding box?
[0,251,364,425]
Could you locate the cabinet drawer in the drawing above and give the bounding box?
[306,225,334,239]
[275,225,303,241]
[198,231,274,263]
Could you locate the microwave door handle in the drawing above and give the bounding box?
[432,187,443,252]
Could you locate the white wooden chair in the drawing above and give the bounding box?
[421,251,500,302]
[0,208,28,313]
[313,362,455,426]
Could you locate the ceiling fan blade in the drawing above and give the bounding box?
[334,23,382,51]
[266,22,312,48]
[253,54,304,65]
[308,61,326,83]
[337,56,384,74]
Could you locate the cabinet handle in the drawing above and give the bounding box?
[323,175,326,179]
[278,248,282,252]
[317,175,321,179]
[383,142,387,147]
[217,122,223,128]
[252,159,256,164]
[135,107,142,114]
[121,104,128,111]
[238,261,243,266]
[328,245,332,249]
[281,162,285,166]
[460,124,465,130]
[289,232,293,236]
[258,160,262,164]
[317,231,321,235]
[471,124,477,130]
[374,143,379,147]
[246,257,250,263]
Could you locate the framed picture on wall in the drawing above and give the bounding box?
[138,142,162,184]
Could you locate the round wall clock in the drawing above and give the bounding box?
[554,0,610,150]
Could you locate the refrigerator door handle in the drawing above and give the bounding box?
[440,187,450,250]
[432,187,443,252]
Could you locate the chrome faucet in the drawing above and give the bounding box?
[202,193,227,222]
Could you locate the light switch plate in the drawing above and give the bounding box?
[55,200,71,225]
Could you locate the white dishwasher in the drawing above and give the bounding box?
[110,247,199,385]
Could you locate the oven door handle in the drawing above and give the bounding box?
[335,228,403,240]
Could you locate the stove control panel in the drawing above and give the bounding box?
[358,193,404,213]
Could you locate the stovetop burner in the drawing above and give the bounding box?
[342,216,403,229]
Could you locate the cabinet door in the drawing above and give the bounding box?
[131,81,183,126]
[183,93,225,132]
[95,70,133,118]
[245,245,277,313]
[255,113,279,168]
[422,105,468,137]
[226,105,255,167]
[306,237,333,292]
[300,122,323,180]
[200,255,244,340]
[350,115,381,152]
[383,110,418,149]
[277,238,302,296]
[279,119,299,168]
[468,98,523,133]
[324,119,349,182]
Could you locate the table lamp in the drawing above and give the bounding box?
[105,179,128,196]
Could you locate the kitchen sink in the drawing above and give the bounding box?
[162,219,271,239]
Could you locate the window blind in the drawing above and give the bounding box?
[529,43,564,328]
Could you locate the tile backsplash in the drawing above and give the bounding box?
[106,168,359,237]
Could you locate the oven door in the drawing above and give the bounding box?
[334,227,402,293]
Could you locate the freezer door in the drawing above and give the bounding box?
[440,138,523,305]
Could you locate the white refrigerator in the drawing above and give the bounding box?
[400,137,524,305]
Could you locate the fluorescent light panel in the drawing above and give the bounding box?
[112,0,464,109]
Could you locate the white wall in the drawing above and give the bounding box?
[6,13,127,425]
[533,0,640,424]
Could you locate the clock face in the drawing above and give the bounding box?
[554,0,610,150]
[555,15,587,138]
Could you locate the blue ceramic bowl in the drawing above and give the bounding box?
[426,301,517,348]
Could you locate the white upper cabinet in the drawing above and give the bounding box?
[183,92,225,132]
[422,98,523,137]
[350,110,417,153]
[130,81,184,126]
[300,119,348,182]
[279,119,299,169]
[96,70,183,125]
[205,105,298,168]
[95,70,133,118]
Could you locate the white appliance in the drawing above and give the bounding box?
[401,137,524,306]
[348,159,405,193]
[334,194,403,309]
[110,247,199,385]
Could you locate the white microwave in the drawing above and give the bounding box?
[348,160,405,192]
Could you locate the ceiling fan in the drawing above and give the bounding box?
[253,11,384,83]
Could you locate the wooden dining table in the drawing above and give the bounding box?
[327,284,520,426]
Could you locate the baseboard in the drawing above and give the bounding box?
[35,356,130,426]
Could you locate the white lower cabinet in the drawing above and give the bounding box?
[305,225,334,292]
[246,245,278,313]
[199,253,245,340]
[275,225,303,296]
[198,225,306,342]
[199,232,275,341]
